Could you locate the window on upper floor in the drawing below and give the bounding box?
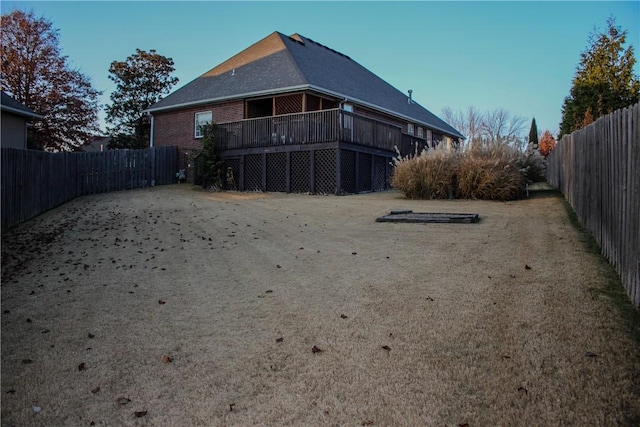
[407,123,414,135]
[195,111,212,138]
[417,127,424,138]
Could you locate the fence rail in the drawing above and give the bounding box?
[1,146,177,231]
[546,102,639,307]
[215,109,403,153]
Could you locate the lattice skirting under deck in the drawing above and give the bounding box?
[220,147,391,195]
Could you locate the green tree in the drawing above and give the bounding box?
[105,49,178,149]
[1,10,101,151]
[193,123,222,190]
[528,117,538,148]
[559,17,640,136]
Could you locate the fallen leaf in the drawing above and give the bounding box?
[88,333,95,339]
[362,420,374,426]
[158,300,166,305]
[381,345,391,351]
[525,264,532,270]
[340,314,348,319]
[265,290,273,293]
[6,389,16,394]
[276,264,281,269]
[91,386,100,394]
[134,410,147,418]
[352,252,357,255]
[510,275,517,279]
[276,337,284,343]
[312,345,322,353]
[229,403,236,412]
[41,329,50,334]
[116,397,131,405]
[458,424,469,427]
[21,359,33,364]
[426,296,434,301]
[585,351,598,357]
[518,386,528,394]
[78,363,86,371]
[501,355,511,360]
[161,355,173,364]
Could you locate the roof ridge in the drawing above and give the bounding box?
[292,33,351,60]
[276,32,308,85]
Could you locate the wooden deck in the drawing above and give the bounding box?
[215,109,409,153]
[213,109,434,195]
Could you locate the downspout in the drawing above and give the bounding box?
[338,97,348,138]
[149,113,155,148]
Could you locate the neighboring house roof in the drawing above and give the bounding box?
[147,32,464,139]
[81,136,111,152]
[1,91,43,119]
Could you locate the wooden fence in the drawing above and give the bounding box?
[1,146,178,231]
[546,102,639,307]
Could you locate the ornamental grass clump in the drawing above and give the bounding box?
[391,145,457,199]
[455,143,526,201]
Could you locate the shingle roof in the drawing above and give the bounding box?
[1,91,42,119]
[147,32,463,139]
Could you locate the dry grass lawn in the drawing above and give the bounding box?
[1,185,639,426]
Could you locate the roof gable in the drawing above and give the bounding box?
[148,32,463,139]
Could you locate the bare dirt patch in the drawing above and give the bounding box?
[2,185,639,426]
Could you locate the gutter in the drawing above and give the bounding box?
[144,84,464,140]
[144,85,311,114]
[1,105,43,120]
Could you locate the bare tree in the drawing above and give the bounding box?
[442,106,527,149]
[480,108,527,148]
[441,105,483,146]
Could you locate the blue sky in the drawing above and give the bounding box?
[2,1,639,136]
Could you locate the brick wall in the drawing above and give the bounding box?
[153,100,244,150]
[153,100,244,182]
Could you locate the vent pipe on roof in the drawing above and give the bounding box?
[407,89,413,104]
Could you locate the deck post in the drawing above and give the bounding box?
[261,153,267,191]
[371,155,375,192]
[286,151,291,193]
[239,156,245,191]
[310,150,315,194]
[355,152,360,194]
[335,148,342,195]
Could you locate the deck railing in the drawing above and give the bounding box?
[215,109,402,152]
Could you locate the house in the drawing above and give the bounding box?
[81,136,112,152]
[147,31,464,194]
[1,91,42,149]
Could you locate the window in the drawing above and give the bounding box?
[417,127,424,138]
[427,130,433,145]
[195,111,212,138]
[407,123,414,135]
